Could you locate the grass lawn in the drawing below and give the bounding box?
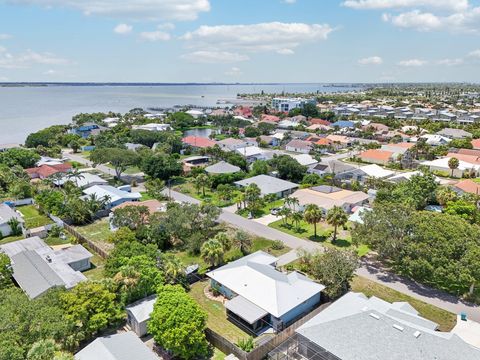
[106,164,142,175]
[18,205,53,229]
[74,218,114,253]
[211,348,226,360]
[174,181,242,208]
[351,276,456,332]
[174,237,290,274]
[44,234,73,246]
[189,281,249,344]
[269,219,370,256]
[140,192,155,201]
[0,234,25,245]
[83,250,106,281]
[237,199,285,219]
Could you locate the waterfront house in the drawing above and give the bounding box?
[181,136,217,149]
[207,251,324,334]
[71,122,108,138]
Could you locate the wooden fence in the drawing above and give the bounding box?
[207,302,331,360]
[63,223,109,259]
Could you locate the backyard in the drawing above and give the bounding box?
[73,218,114,254]
[269,219,370,256]
[189,280,250,344]
[83,250,107,281]
[17,205,53,229]
[351,276,456,332]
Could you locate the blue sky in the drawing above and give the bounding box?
[0,0,479,83]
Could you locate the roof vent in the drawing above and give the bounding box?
[393,324,404,332]
[361,306,369,312]
[369,313,380,320]
[413,331,422,338]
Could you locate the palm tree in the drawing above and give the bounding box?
[234,230,252,255]
[448,157,459,178]
[195,173,210,197]
[292,211,303,231]
[67,169,85,186]
[285,196,299,211]
[201,239,225,268]
[326,206,348,244]
[160,254,186,285]
[279,207,291,225]
[213,232,231,252]
[304,204,323,239]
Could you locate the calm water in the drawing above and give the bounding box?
[0,84,359,144]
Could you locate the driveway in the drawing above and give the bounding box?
[253,214,280,226]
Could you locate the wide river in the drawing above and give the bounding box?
[0,84,359,144]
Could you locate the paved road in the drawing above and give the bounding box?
[357,262,480,322]
[69,154,480,320]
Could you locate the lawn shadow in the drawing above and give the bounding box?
[332,239,352,248]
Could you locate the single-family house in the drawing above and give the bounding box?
[0,237,92,298]
[126,295,157,337]
[0,204,25,237]
[75,331,159,360]
[348,206,373,225]
[436,128,473,139]
[381,142,415,155]
[217,138,249,151]
[285,139,313,154]
[274,291,480,360]
[131,123,172,132]
[261,114,281,123]
[205,161,241,175]
[26,163,72,180]
[71,123,108,138]
[420,134,451,146]
[308,160,362,182]
[0,143,20,152]
[182,136,217,149]
[359,149,395,166]
[82,185,141,209]
[331,120,355,129]
[326,135,351,149]
[234,175,298,198]
[421,157,480,178]
[56,172,108,189]
[259,135,280,146]
[290,154,318,167]
[471,139,480,150]
[452,179,480,196]
[291,185,370,213]
[182,155,210,173]
[207,251,325,334]
[358,164,395,180]
[236,146,268,163]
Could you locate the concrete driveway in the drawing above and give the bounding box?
[253,214,281,226]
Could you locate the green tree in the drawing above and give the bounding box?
[0,148,41,169]
[309,249,358,299]
[304,204,323,239]
[145,178,166,200]
[27,339,57,360]
[234,229,252,255]
[244,183,263,215]
[111,205,150,230]
[90,148,138,179]
[326,206,348,243]
[60,282,123,339]
[195,173,211,197]
[448,157,459,177]
[141,153,183,181]
[200,239,225,268]
[436,186,458,206]
[269,155,307,183]
[148,285,209,360]
[7,218,22,236]
[251,160,269,176]
[0,253,12,289]
[159,253,187,285]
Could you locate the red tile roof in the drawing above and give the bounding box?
[359,149,394,161]
[261,114,280,122]
[454,179,480,195]
[26,163,72,179]
[471,139,480,150]
[309,118,331,126]
[182,136,217,148]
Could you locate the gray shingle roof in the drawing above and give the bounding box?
[234,175,298,195]
[0,204,24,226]
[75,331,159,360]
[205,161,241,174]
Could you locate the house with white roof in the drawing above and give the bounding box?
[82,185,141,209]
[131,123,172,132]
[56,172,108,189]
[234,175,299,198]
[235,146,268,163]
[269,291,480,360]
[0,203,25,237]
[421,157,480,178]
[207,251,325,334]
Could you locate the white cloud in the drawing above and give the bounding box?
[157,23,175,30]
[343,0,468,12]
[437,58,463,66]
[0,34,12,40]
[358,56,383,65]
[114,23,132,34]
[181,51,249,64]
[139,30,170,42]
[0,76,8,81]
[0,48,69,69]
[225,67,242,76]
[43,69,57,75]
[8,0,211,21]
[283,0,297,4]
[181,22,333,59]
[398,59,427,67]
[277,48,295,55]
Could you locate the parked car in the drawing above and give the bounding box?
[270,207,282,216]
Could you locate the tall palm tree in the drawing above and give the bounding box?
[234,230,252,255]
[200,239,225,268]
[160,254,186,285]
[67,169,85,186]
[195,173,210,197]
[448,157,459,178]
[213,232,231,252]
[292,211,303,231]
[304,204,323,239]
[326,206,348,244]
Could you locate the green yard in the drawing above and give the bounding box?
[351,276,456,332]
[83,250,107,281]
[0,234,25,245]
[269,219,370,256]
[237,199,285,219]
[18,205,53,229]
[174,181,242,208]
[74,218,114,254]
[189,281,250,344]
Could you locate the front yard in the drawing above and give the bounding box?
[236,199,285,219]
[189,281,250,344]
[351,276,456,332]
[174,181,242,208]
[17,205,53,229]
[269,219,370,256]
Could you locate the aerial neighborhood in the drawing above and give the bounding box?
[2,84,480,360]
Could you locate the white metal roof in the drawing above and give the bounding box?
[126,295,157,323]
[207,251,324,318]
[83,185,141,204]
